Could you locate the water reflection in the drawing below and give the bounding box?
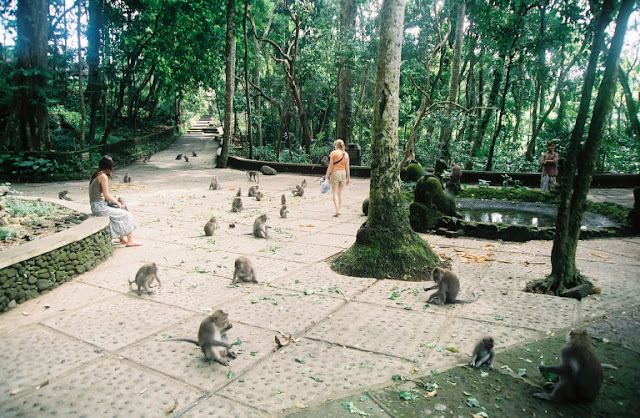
[460,209,555,227]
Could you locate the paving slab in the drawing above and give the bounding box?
[217,338,412,414]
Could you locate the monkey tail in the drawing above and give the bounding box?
[163,337,200,345]
[128,278,134,289]
[452,291,479,304]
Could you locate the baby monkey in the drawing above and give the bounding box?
[253,214,270,238]
[175,153,183,160]
[123,172,132,183]
[209,176,221,190]
[255,191,264,201]
[246,170,260,182]
[183,155,190,162]
[232,256,258,284]
[470,336,496,370]
[231,197,243,212]
[534,329,603,403]
[281,194,286,205]
[292,184,304,197]
[235,187,242,197]
[424,267,478,305]
[204,216,217,236]
[129,262,161,296]
[165,310,237,366]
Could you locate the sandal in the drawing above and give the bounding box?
[120,238,128,244]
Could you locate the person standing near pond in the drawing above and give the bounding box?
[540,141,559,191]
[325,139,350,217]
[89,155,140,247]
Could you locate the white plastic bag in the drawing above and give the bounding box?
[320,179,330,194]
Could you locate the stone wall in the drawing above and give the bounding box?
[0,225,113,312]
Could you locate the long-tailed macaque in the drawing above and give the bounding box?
[232,256,258,284]
[424,267,478,304]
[231,197,243,212]
[470,337,496,370]
[253,214,269,238]
[129,263,160,296]
[246,170,260,182]
[209,176,221,190]
[204,217,217,236]
[533,329,603,403]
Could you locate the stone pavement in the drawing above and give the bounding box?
[1,117,639,416]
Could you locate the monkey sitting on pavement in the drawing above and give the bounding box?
[204,216,217,236]
[253,214,270,238]
[123,172,132,183]
[292,184,304,197]
[280,205,289,218]
[209,176,221,190]
[424,267,478,304]
[232,256,258,284]
[164,310,237,366]
[129,263,160,296]
[533,329,603,403]
[248,185,259,197]
[470,336,496,370]
[231,197,243,212]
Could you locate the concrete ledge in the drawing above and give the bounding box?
[0,197,113,311]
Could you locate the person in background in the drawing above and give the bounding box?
[541,141,559,191]
[324,139,350,217]
[89,155,140,247]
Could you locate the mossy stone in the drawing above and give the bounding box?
[404,163,427,182]
[414,177,455,215]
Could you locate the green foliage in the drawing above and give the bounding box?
[5,198,56,217]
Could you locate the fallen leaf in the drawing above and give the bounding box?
[424,390,437,398]
[446,347,459,353]
[299,224,315,227]
[10,388,20,395]
[501,290,508,295]
[590,252,610,259]
[139,388,147,395]
[35,380,49,390]
[295,403,307,409]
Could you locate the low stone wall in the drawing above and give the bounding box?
[0,198,113,312]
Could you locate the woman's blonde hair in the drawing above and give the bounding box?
[334,139,345,150]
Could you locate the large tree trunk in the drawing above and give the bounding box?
[333,0,439,280]
[618,65,640,140]
[217,0,236,168]
[438,0,465,160]
[525,4,548,161]
[77,0,86,149]
[86,0,103,145]
[529,0,632,295]
[335,0,356,144]
[15,0,50,151]
[242,0,253,159]
[485,51,515,171]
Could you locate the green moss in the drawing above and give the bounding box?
[414,177,455,215]
[332,224,440,281]
[404,163,427,182]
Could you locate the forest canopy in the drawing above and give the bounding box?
[0,0,638,173]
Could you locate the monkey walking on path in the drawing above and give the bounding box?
[129,263,161,296]
[164,310,237,366]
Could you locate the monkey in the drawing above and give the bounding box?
[292,184,304,197]
[164,310,237,366]
[246,170,260,182]
[424,267,478,305]
[183,155,190,162]
[143,155,151,163]
[235,188,242,197]
[192,150,198,157]
[248,185,259,197]
[209,176,221,190]
[117,196,129,211]
[204,216,217,236]
[231,197,243,212]
[255,191,264,201]
[253,214,270,238]
[281,194,286,205]
[123,173,132,183]
[280,205,288,219]
[129,263,161,296]
[449,162,462,183]
[470,337,496,370]
[176,154,183,160]
[228,222,236,228]
[301,179,307,188]
[232,256,258,284]
[533,329,603,403]
[58,190,72,201]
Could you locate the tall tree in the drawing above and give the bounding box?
[529,0,633,294]
[438,0,465,160]
[242,0,253,159]
[86,0,103,144]
[335,0,356,144]
[14,0,49,151]
[333,0,439,280]
[618,65,640,140]
[77,0,86,149]
[217,0,236,168]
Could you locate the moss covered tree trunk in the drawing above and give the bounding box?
[529,0,633,295]
[217,0,236,168]
[332,0,439,281]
